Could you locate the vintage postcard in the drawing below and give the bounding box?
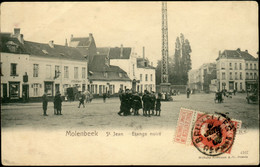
[1,1,259,165]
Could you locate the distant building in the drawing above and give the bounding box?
[97,46,156,93]
[216,48,258,92]
[188,63,216,92]
[69,33,97,64]
[136,57,156,93]
[1,28,88,102]
[88,54,131,96]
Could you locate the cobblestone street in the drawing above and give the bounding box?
[1,93,258,130]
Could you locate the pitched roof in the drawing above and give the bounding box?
[70,37,91,47]
[217,49,257,61]
[136,58,156,69]
[0,33,27,54]
[109,47,132,59]
[23,41,87,61]
[97,47,110,55]
[88,55,131,81]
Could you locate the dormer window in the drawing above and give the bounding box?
[119,72,122,77]
[6,41,18,53]
[144,61,148,67]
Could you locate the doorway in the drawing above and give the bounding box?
[22,84,29,102]
[55,84,60,94]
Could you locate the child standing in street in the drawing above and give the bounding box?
[155,93,162,116]
[42,91,48,116]
[78,92,86,108]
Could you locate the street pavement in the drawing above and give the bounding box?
[1,93,259,130]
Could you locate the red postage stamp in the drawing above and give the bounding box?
[174,108,241,156]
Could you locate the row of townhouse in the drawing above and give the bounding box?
[1,28,156,101]
[188,63,216,92]
[1,29,88,102]
[188,48,258,93]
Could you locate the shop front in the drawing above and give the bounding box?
[44,81,54,96]
[9,82,20,100]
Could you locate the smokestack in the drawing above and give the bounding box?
[143,46,145,60]
[65,38,68,47]
[120,44,123,57]
[245,49,248,53]
[18,34,24,44]
[14,28,20,36]
[89,33,93,41]
[49,40,54,48]
[237,48,241,52]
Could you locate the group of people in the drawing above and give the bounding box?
[78,91,94,108]
[215,89,235,103]
[117,89,162,117]
[42,91,63,116]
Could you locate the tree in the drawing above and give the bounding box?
[172,33,192,85]
[156,33,192,85]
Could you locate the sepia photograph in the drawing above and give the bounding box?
[0,1,259,165]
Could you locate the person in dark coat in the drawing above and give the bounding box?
[155,93,162,116]
[78,92,86,108]
[150,91,156,115]
[103,92,107,103]
[132,92,142,116]
[124,89,132,116]
[142,90,151,117]
[54,92,63,115]
[118,88,123,102]
[42,91,48,116]
[187,88,191,98]
[117,89,131,116]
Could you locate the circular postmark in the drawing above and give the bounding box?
[191,113,237,156]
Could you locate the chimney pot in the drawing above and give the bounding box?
[14,28,20,36]
[237,48,241,51]
[245,49,248,53]
[65,38,68,47]
[18,34,24,44]
[89,33,93,41]
[143,47,145,60]
[120,44,123,57]
[49,40,54,48]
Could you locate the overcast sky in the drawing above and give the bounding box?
[1,2,258,69]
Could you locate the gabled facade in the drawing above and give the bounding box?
[88,54,131,96]
[69,34,97,64]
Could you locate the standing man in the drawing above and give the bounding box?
[142,90,151,117]
[42,90,48,116]
[132,92,142,116]
[54,91,63,115]
[155,93,162,116]
[187,88,191,98]
[78,92,86,108]
[118,90,125,116]
[103,92,107,103]
[124,89,132,116]
[150,91,156,115]
[118,88,123,102]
